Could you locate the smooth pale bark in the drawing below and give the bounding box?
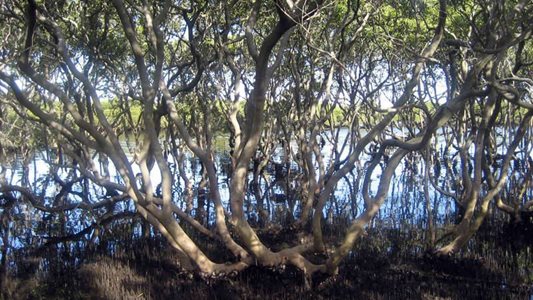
[312,0,448,252]
[326,147,408,273]
[141,204,250,273]
[423,150,436,247]
[230,19,295,220]
[176,146,194,213]
[160,83,249,259]
[226,3,330,276]
[436,110,533,255]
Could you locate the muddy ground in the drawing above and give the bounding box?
[3,225,532,300]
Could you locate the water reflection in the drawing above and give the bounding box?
[2,129,530,234]
[1,128,532,266]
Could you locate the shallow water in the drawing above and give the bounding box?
[1,129,532,298]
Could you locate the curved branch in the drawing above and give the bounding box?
[0,184,129,213]
[37,211,136,249]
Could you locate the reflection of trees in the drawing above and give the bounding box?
[0,0,531,285]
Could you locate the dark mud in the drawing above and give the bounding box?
[2,224,531,300]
